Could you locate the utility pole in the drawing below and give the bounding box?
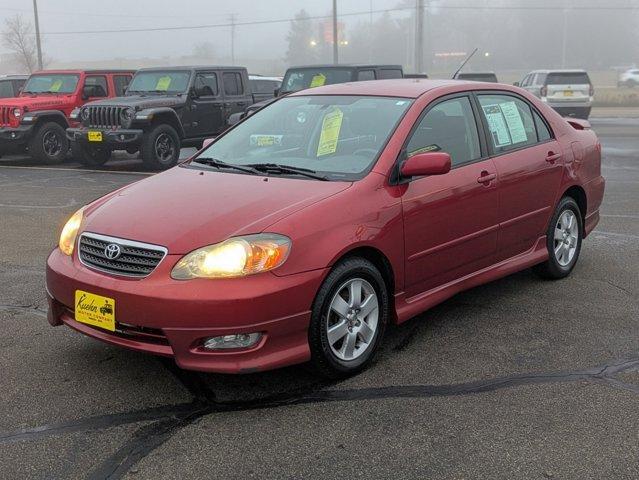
[229,14,236,65]
[561,8,568,68]
[332,0,339,65]
[415,0,424,73]
[368,0,373,63]
[32,0,43,70]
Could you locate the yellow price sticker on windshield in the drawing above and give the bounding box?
[317,108,343,157]
[310,73,326,88]
[50,80,63,92]
[155,76,172,91]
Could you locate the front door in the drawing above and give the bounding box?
[475,93,564,259]
[402,95,500,298]
[222,71,249,120]
[189,72,224,137]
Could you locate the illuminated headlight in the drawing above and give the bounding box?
[58,207,84,256]
[69,108,80,120]
[171,234,291,279]
[203,333,262,350]
[12,108,21,118]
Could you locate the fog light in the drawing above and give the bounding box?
[203,333,262,350]
[10,132,16,138]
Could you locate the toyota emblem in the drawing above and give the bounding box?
[104,243,121,260]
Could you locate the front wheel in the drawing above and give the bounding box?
[29,122,68,164]
[71,142,111,167]
[308,257,389,378]
[142,124,180,170]
[533,197,583,279]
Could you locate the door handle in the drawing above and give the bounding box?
[223,102,231,107]
[546,152,562,163]
[477,172,496,184]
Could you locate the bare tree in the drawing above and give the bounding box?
[2,15,38,73]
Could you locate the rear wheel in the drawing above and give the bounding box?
[142,124,180,170]
[309,257,389,378]
[71,142,111,167]
[533,197,583,280]
[29,122,68,164]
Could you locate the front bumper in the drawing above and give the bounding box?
[67,127,144,149]
[46,247,327,373]
[0,124,35,147]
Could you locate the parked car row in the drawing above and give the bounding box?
[0,63,597,168]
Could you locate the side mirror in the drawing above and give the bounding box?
[81,85,91,100]
[274,88,280,97]
[400,152,451,178]
[189,87,199,99]
[202,138,215,149]
[513,82,520,87]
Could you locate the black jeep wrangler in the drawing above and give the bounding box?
[67,66,254,169]
[229,64,404,125]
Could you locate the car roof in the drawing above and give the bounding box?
[286,64,403,70]
[288,78,485,99]
[527,69,589,74]
[136,66,246,72]
[249,75,282,81]
[31,69,135,75]
[456,71,497,75]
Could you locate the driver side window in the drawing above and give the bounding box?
[406,96,481,167]
[194,73,218,97]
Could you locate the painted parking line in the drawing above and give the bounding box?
[0,165,153,176]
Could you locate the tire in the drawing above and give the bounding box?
[308,257,389,378]
[28,122,68,164]
[141,124,180,170]
[71,142,111,168]
[533,197,583,280]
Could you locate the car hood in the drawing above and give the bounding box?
[83,166,351,254]
[1,95,73,109]
[85,95,184,110]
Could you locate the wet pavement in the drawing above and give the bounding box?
[0,115,638,479]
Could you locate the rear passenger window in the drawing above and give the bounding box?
[357,70,375,81]
[223,72,243,96]
[378,69,402,79]
[533,110,552,141]
[406,96,481,167]
[478,94,537,152]
[113,75,131,96]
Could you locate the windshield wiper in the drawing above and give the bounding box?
[192,157,260,175]
[246,163,329,181]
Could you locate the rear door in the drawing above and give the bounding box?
[545,71,591,103]
[190,71,224,136]
[401,94,499,297]
[222,71,250,120]
[475,92,563,259]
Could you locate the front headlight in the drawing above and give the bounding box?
[171,234,291,279]
[69,107,80,120]
[59,207,84,256]
[12,108,21,118]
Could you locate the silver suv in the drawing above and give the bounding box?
[517,69,593,119]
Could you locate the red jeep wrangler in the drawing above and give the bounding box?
[0,69,134,164]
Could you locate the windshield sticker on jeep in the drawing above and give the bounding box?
[49,80,63,92]
[310,73,327,88]
[317,107,343,157]
[482,104,512,147]
[409,144,442,157]
[250,134,283,147]
[155,76,172,91]
[499,101,528,144]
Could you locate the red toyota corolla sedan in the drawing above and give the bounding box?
[46,79,605,377]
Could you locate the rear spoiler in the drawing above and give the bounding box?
[565,118,591,130]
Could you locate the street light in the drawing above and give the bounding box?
[310,40,318,47]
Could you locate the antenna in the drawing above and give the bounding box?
[452,48,479,79]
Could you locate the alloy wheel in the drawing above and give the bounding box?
[553,209,579,267]
[326,278,379,361]
[42,130,62,157]
[154,133,175,162]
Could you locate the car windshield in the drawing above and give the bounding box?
[281,69,354,93]
[546,72,590,85]
[192,95,413,181]
[126,71,191,94]
[22,74,79,94]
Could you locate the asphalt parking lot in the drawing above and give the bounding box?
[1,113,638,479]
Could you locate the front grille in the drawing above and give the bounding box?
[78,232,167,278]
[0,106,10,126]
[85,106,124,128]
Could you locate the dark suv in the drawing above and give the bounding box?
[0,75,27,98]
[230,64,404,123]
[67,66,253,169]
